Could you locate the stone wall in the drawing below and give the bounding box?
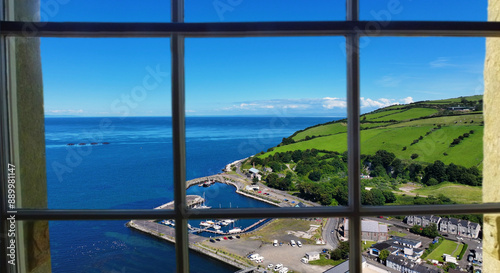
[10,1,51,272]
[484,0,500,271]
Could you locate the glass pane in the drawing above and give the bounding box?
[360,0,486,21]
[184,37,347,209]
[363,215,482,272]
[186,0,345,22]
[6,37,172,209]
[189,217,336,272]
[360,37,484,206]
[8,0,171,22]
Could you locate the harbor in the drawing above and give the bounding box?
[126,158,329,272]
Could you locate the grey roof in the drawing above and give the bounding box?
[387,255,441,273]
[391,236,421,246]
[371,242,392,251]
[449,218,460,225]
[344,219,388,233]
[459,219,469,226]
[470,222,480,228]
[248,168,260,174]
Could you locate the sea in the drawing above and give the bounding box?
[44,116,337,273]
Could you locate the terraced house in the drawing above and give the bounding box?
[405,215,442,228]
[439,218,481,239]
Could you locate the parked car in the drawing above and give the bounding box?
[297,241,302,247]
[290,240,296,247]
[273,240,278,247]
[274,264,283,271]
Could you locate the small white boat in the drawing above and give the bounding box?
[200,220,214,227]
[213,225,221,230]
[228,228,241,234]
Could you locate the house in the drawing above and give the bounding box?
[405,215,441,228]
[386,255,442,273]
[438,217,481,238]
[369,242,398,257]
[247,167,261,180]
[391,236,422,249]
[343,219,389,242]
[305,252,320,261]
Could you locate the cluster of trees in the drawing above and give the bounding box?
[450,130,474,147]
[410,223,439,238]
[254,147,481,206]
[266,173,293,191]
[361,188,396,206]
[422,161,481,186]
[362,150,481,187]
[297,178,348,206]
[330,241,349,261]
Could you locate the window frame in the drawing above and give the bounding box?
[1,1,500,272]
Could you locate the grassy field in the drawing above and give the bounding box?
[309,257,344,266]
[389,230,407,237]
[426,239,460,262]
[293,122,347,141]
[385,114,483,128]
[412,182,482,204]
[363,109,404,121]
[243,219,315,243]
[373,108,438,122]
[264,123,483,168]
[424,95,483,105]
[362,240,377,251]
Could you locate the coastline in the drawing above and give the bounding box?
[127,157,320,271]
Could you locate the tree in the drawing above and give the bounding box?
[364,188,386,206]
[411,153,419,160]
[426,178,439,186]
[382,190,397,203]
[252,176,259,184]
[379,249,390,263]
[308,170,322,181]
[423,160,447,183]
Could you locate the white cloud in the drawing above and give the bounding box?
[322,97,347,109]
[45,109,84,114]
[218,96,413,114]
[376,75,402,87]
[430,57,452,68]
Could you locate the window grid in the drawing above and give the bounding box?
[1,1,500,273]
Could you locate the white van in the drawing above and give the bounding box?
[290,240,296,247]
[274,264,283,271]
[297,241,302,247]
[301,257,309,264]
[249,254,259,260]
[280,267,289,273]
[273,240,278,247]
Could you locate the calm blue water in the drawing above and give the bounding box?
[45,116,336,273]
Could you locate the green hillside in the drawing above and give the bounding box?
[268,96,483,168]
[248,95,483,207]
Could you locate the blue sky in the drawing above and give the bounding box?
[40,0,487,117]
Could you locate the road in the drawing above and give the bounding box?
[323,218,340,250]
